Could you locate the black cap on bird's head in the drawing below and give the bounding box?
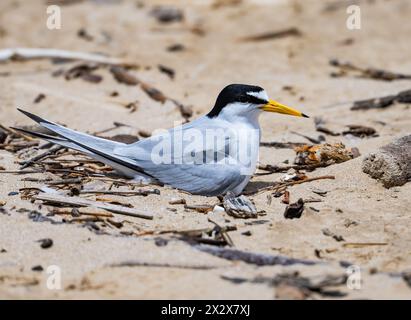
[207,83,309,119]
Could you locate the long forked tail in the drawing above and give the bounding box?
[13,108,152,178]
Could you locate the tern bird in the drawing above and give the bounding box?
[15,84,308,196]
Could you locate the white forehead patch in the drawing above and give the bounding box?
[247,90,269,102]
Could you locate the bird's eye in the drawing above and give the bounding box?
[238,96,248,103]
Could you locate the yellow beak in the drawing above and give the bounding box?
[261,99,309,118]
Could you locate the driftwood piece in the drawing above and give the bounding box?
[195,245,318,266]
[329,59,411,81]
[80,189,160,196]
[351,95,396,111]
[0,48,136,67]
[351,89,411,111]
[362,135,411,188]
[33,194,153,220]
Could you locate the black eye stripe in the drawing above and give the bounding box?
[207,84,266,118]
[245,94,268,105]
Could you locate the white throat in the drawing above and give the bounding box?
[217,101,262,129]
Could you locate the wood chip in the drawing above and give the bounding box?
[184,204,214,213]
[240,27,302,42]
[109,66,139,85]
[169,198,186,205]
[284,198,304,219]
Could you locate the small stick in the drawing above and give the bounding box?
[184,204,214,213]
[240,27,302,42]
[208,218,234,247]
[343,242,388,248]
[303,198,323,203]
[260,141,306,149]
[195,245,318,266]
[0,169,43,174]
[40,159,101,164]
[281,175,335,188]
[89,176,151,187]
[110,261,219,270]
[46,178,84,185]
[20,145,64,169]
[21,177,52,182]
[80,189,160,196]
[248,175,335,195]
[51,208,113,218]
[257,162,330,175]
[93,122,129,135]
[68,217,105,223]
[0,48,137,67]
[33,194,153,220]
[0,141,39,149]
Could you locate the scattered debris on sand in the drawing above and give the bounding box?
[342,125,377,138]
[222,271,347,299]
[33,194,154,220]
[196,245,318,266]
[322,228,345,242]
[37,238,53,249]
[0,48,137,67]
[110,261,218,270]
[260,141,306,149]
[184,204,214,214]
[284,198,304,219]
[362,135,411,188]
[166,43,185,52]
[109,66,192,121]
[33,93,46,104]
[351,88,411,111]
[138,222,237,247]
[0,0,410,300]
[314,117,340,136]
[329,59,411,81]
[247,174,335,195]
[63,63,103,84]
[158,64,175,80]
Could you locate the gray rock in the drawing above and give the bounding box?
[362,135,411,188]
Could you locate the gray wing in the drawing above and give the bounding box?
[114,116,246,196]
[16,109,154,178]
[142,162,246,196]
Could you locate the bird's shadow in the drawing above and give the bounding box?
[243,180,275,195]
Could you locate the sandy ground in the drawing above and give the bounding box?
[0,0,410,299]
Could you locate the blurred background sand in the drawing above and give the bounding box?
[0,0,410,299]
